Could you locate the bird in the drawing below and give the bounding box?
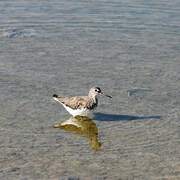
[53,87,112,117]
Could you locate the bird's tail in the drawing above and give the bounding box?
[53,94,60,102]
[53,94,58,98]
[53,94,64,104]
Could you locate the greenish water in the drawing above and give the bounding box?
[0,0,180,179]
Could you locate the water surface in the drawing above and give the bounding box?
[0,0,180,179]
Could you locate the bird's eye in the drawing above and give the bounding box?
[95,87,101,93]
[95,89,100,93]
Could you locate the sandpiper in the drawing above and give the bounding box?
[53,87,112,117]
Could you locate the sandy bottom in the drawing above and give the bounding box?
[0,0,180,179]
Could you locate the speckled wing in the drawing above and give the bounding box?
[55,96,91,110]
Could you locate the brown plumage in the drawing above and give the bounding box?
[53,95,97,110]
[53,87,112,116]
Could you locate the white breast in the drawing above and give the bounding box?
[63,104,91,117]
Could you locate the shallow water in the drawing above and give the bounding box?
[0,0,180,179]
[54,116,101,151]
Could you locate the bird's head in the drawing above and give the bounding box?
[89,87,112,98]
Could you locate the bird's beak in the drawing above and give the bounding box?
[100,92,112,98]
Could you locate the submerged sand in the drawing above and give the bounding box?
[0,0,180,179]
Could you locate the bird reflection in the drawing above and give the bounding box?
[54,115,101,151]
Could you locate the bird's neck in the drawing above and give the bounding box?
[88,94,97,103]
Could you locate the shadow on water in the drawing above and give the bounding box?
[94,112,161,121]
[54,114,161,151]
[54,116,101,151]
